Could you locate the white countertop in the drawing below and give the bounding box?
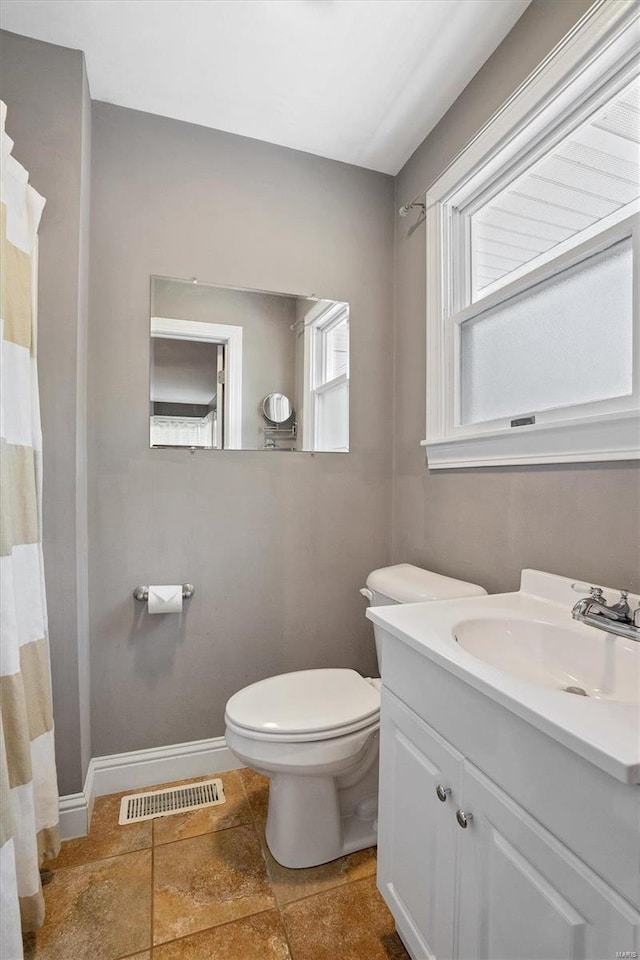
[367,570,640,785]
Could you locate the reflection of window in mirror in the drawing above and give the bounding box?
[301,301,349,452]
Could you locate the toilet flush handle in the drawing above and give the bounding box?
[360,588,374,603]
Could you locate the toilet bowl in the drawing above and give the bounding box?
[224,565,486,869]
[226,669,381,868]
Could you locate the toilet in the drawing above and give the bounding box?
[224,564,486,868]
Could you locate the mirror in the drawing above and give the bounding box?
[263,393,293,424]
[150,276,349,452]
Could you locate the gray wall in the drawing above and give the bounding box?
[0,31,91,794]
[152,280,297,448]
[88,102,394,758]
[392,0,640,596]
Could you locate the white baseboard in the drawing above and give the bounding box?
[58,792,89,841]
[58,736,241,840]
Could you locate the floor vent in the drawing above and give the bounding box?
[118,778,226,825]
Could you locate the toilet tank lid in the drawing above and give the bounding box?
[366,564,486,603]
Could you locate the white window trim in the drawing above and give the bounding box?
[423,0,640,469]
[150,316,243,449]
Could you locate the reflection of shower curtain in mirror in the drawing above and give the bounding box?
[1,102,61,958]
[150,410,216,447]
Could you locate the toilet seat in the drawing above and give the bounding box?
[225,668,380,743]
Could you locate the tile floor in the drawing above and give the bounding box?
[24,768,410,960]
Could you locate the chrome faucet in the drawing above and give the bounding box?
[571,586,640,642]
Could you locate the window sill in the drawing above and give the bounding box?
[422,411,639,469]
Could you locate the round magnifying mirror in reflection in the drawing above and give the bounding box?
[262,393,293,424]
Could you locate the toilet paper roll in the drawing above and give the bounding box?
[148,585,183,614]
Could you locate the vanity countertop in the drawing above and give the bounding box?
[367,570,640,784]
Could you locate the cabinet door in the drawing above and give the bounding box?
[457,763,640,960]
[378,688,463,960]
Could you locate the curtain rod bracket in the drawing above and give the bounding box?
[398,201,426,218]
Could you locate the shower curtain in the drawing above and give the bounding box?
[0,102,60,959]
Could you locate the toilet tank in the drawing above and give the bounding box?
[361,564,486,669]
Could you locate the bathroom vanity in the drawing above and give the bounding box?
[367,571,640,960]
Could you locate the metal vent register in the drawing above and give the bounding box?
[118,778,225,824]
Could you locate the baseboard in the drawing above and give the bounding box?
[58,736,241,839]
[58,792,89,841]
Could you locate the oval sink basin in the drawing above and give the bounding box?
[453,617,640,704]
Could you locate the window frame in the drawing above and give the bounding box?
[302,300,350,452]
[423,0,640,469]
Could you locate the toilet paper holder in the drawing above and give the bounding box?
[133,584,195,601]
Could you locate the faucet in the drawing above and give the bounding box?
[571,586,640,642]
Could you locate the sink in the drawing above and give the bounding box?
[453,616,640,704]
[367,570,640,784]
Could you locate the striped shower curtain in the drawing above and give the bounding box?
[0,102,60,959]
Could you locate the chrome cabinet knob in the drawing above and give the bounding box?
[456,808,473,828]
[436,784,451,802]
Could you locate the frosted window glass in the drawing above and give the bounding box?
[316,381,349,452]
[460,237,633,425]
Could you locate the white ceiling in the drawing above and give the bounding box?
[1,0,531,175]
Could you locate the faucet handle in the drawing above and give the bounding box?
[570,582,603,596]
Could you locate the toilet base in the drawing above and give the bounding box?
[262,736,380,869]
[226,716,380,869]
[265,773,379,868]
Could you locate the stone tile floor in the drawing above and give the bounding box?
[24,768,410,960]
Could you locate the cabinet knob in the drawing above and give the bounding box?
[435,784,451,802]
[456,808,473,828]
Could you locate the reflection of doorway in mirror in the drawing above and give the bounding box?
[150,315,243,449]
[150,336,223,448]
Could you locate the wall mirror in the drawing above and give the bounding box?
[150,276,349,451]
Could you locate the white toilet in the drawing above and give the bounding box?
[224,564,486,868]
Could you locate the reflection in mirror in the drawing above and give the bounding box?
[263,393,293,424]
[150,277,349,452]
[261,393,296,451]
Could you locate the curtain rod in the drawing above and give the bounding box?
[396,1,606,219]
[396,137,471,217]
[397,156,463,217]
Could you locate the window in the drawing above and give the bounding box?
[303,301,349,452]
[471,76,640,300]
[424,1,639,468]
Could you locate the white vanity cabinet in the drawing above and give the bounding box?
[456,761,639,960]
[377,689,463,959]
[378,687,640,960]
